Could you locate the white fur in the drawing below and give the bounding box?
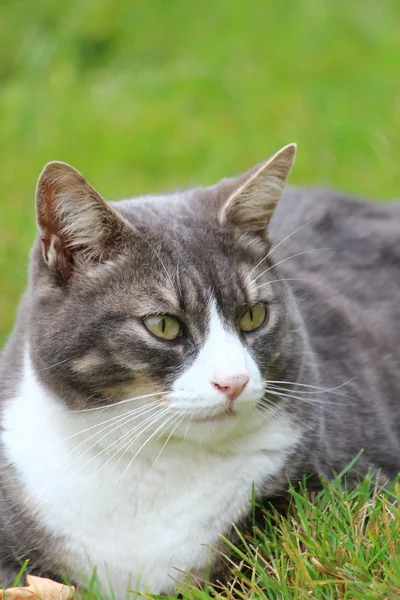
[1,305,302,597]
[168,302,265,444]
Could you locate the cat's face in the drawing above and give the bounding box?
[29,145,300,444]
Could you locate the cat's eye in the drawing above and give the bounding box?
[143,315,181,341]
[239,304,267,332]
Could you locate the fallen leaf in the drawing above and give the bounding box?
[0,575,74,600]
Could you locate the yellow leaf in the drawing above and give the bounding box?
[0,576,74,600]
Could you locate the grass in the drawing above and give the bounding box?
[210,476,400,600]
[1,0,400,344]
[1,1,400,598]
[4,475,400,600]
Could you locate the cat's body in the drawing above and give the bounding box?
[1,146,400,595]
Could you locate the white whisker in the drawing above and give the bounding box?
[141,235,177,295]
[34,356,76,372]
[255,402,284,422]
[251,248,340,284]
[98,409,174,496]
[150,414,185,473]
[256,277,335,292]
[264,378,355,400]
[245,217,319,283]
[265,388,346,407]
[66,402,162,456]
[183,415,193,440]
[61,401,162,442]
[115,411,178,494]
[62,408,171,514]
[70,391,168,413]
[67,406,169,474]
[112,407,171,456]
[267,384,354,402]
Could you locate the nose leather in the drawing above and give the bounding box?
[212,374,250,402]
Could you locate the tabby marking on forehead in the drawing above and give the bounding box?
[242,264,260,304]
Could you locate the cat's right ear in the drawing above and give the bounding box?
[219,143,296,237]
[36,161,134,283]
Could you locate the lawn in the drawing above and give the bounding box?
[1,0,400,598]
[1,0,400,344]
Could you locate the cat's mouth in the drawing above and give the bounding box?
[193,407,235,424]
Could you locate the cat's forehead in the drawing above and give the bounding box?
[113,183,267,259]
[105,187,267,315]
[113,181,230,232]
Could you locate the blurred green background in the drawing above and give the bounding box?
[0,0,399,345]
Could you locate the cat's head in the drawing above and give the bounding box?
[29,144,306,444]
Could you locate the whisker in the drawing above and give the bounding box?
[115,411,178,493]
[67,406,169,474]
[245,217,319,283]
[150,414,185,473]
[66,402,162,454]
[257,399,307,428]
[33,356,76,372]
[255,402,282,421]
[255,406,276,422]
[70,391,168,413]
[62,408,171,513]
[264,378,355,399]
[251,248,340,284]
[141,236,177,295]
[267,384,354,402]
[112,406,172,455]
[265,388,347,407]
[183,415,193,440]
[176,256,184,305]
[61,401,161,442]
[97,408,174,496]
[256,277,335,293]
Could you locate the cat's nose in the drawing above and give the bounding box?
[212,375,250,403]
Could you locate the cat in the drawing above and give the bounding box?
[1,143,400,597]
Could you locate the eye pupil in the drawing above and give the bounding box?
[249,307,253,321]
[143,315,181,341]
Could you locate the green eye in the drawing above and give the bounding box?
[143,315,181,340]
[239,304,267,332]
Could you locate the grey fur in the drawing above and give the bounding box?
[1,154,400,588]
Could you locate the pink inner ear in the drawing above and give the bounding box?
[37,180,76,282]
[36,161,137,283]
[42,234,75,283]
[37,180,74,251]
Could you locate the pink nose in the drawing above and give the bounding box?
[212,375,250,403]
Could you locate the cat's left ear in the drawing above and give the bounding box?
[219,143,296,236]
[35,161,135,283]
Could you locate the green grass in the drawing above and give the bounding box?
[1,0,400,344]
[1,1,400,598]
[5,476,400,599]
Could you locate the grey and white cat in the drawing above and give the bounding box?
[1,144,400,596]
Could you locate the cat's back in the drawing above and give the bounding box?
[271,187,400,302]
[271,189,400,476]
[271,188,400,420]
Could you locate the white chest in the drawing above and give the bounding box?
[1,360,300,597]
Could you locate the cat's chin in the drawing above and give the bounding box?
[172,404,267,446]
[192,407,235,424]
